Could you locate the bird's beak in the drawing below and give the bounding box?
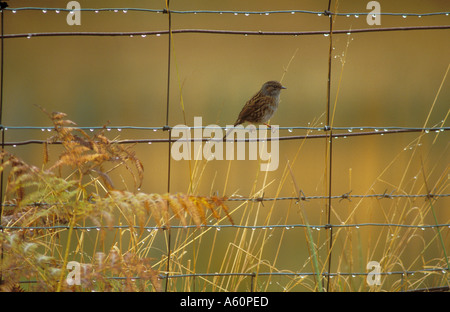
[281,86,287,89]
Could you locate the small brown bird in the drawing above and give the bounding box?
[223,80,286,140]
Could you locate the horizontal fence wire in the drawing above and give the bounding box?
[3,223,450,231]
[0,126,448,146]
[3,26,450,39]
[1,5,449,291]
[1,192,448,206]
[5,7,450,17]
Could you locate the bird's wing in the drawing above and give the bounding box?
[234,91,269,125]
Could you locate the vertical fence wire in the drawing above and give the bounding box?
[0,3,6,286]
[164,0,172,292]
[325,0,334,292]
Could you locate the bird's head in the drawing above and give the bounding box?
[261,81,287,97]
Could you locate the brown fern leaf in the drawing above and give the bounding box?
[172,194,188,227]
[211,196,234,225]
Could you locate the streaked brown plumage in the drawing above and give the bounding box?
[223,80,286,140]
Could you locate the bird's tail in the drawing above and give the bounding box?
[222,122,240,140]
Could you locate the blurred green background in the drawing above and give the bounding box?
[2,0,449,291]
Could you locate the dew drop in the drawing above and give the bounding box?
[114,9,119,13]
[265,12,269,16]
[123,10,128,13]
[355,15,359,18]
[12,144,16,148]
[89,128,94,132]
[95,10,99,13]
[156,34,161,37]
[402,15,407,18]
[317,13,322,17]
[346,14,350,18]
[56,10,60,14]
[42,10,47,13]
[245,13,249,16]
[12,10,17,13]
[348,129,353,132]
[288,128,293,133]
[117,128,122,132]
[234,12,238,16]
[216,227,221,231]
[291,12,295,15]
[324,33,330,37]
[141,34,147,38]
[107,128,111,131]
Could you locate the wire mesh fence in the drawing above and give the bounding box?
[0,1,449,292]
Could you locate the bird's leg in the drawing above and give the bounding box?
[264,123,272,129]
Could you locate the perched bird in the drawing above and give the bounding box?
[223,80,286,140]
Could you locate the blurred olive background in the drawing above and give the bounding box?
[2,0,449,290]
